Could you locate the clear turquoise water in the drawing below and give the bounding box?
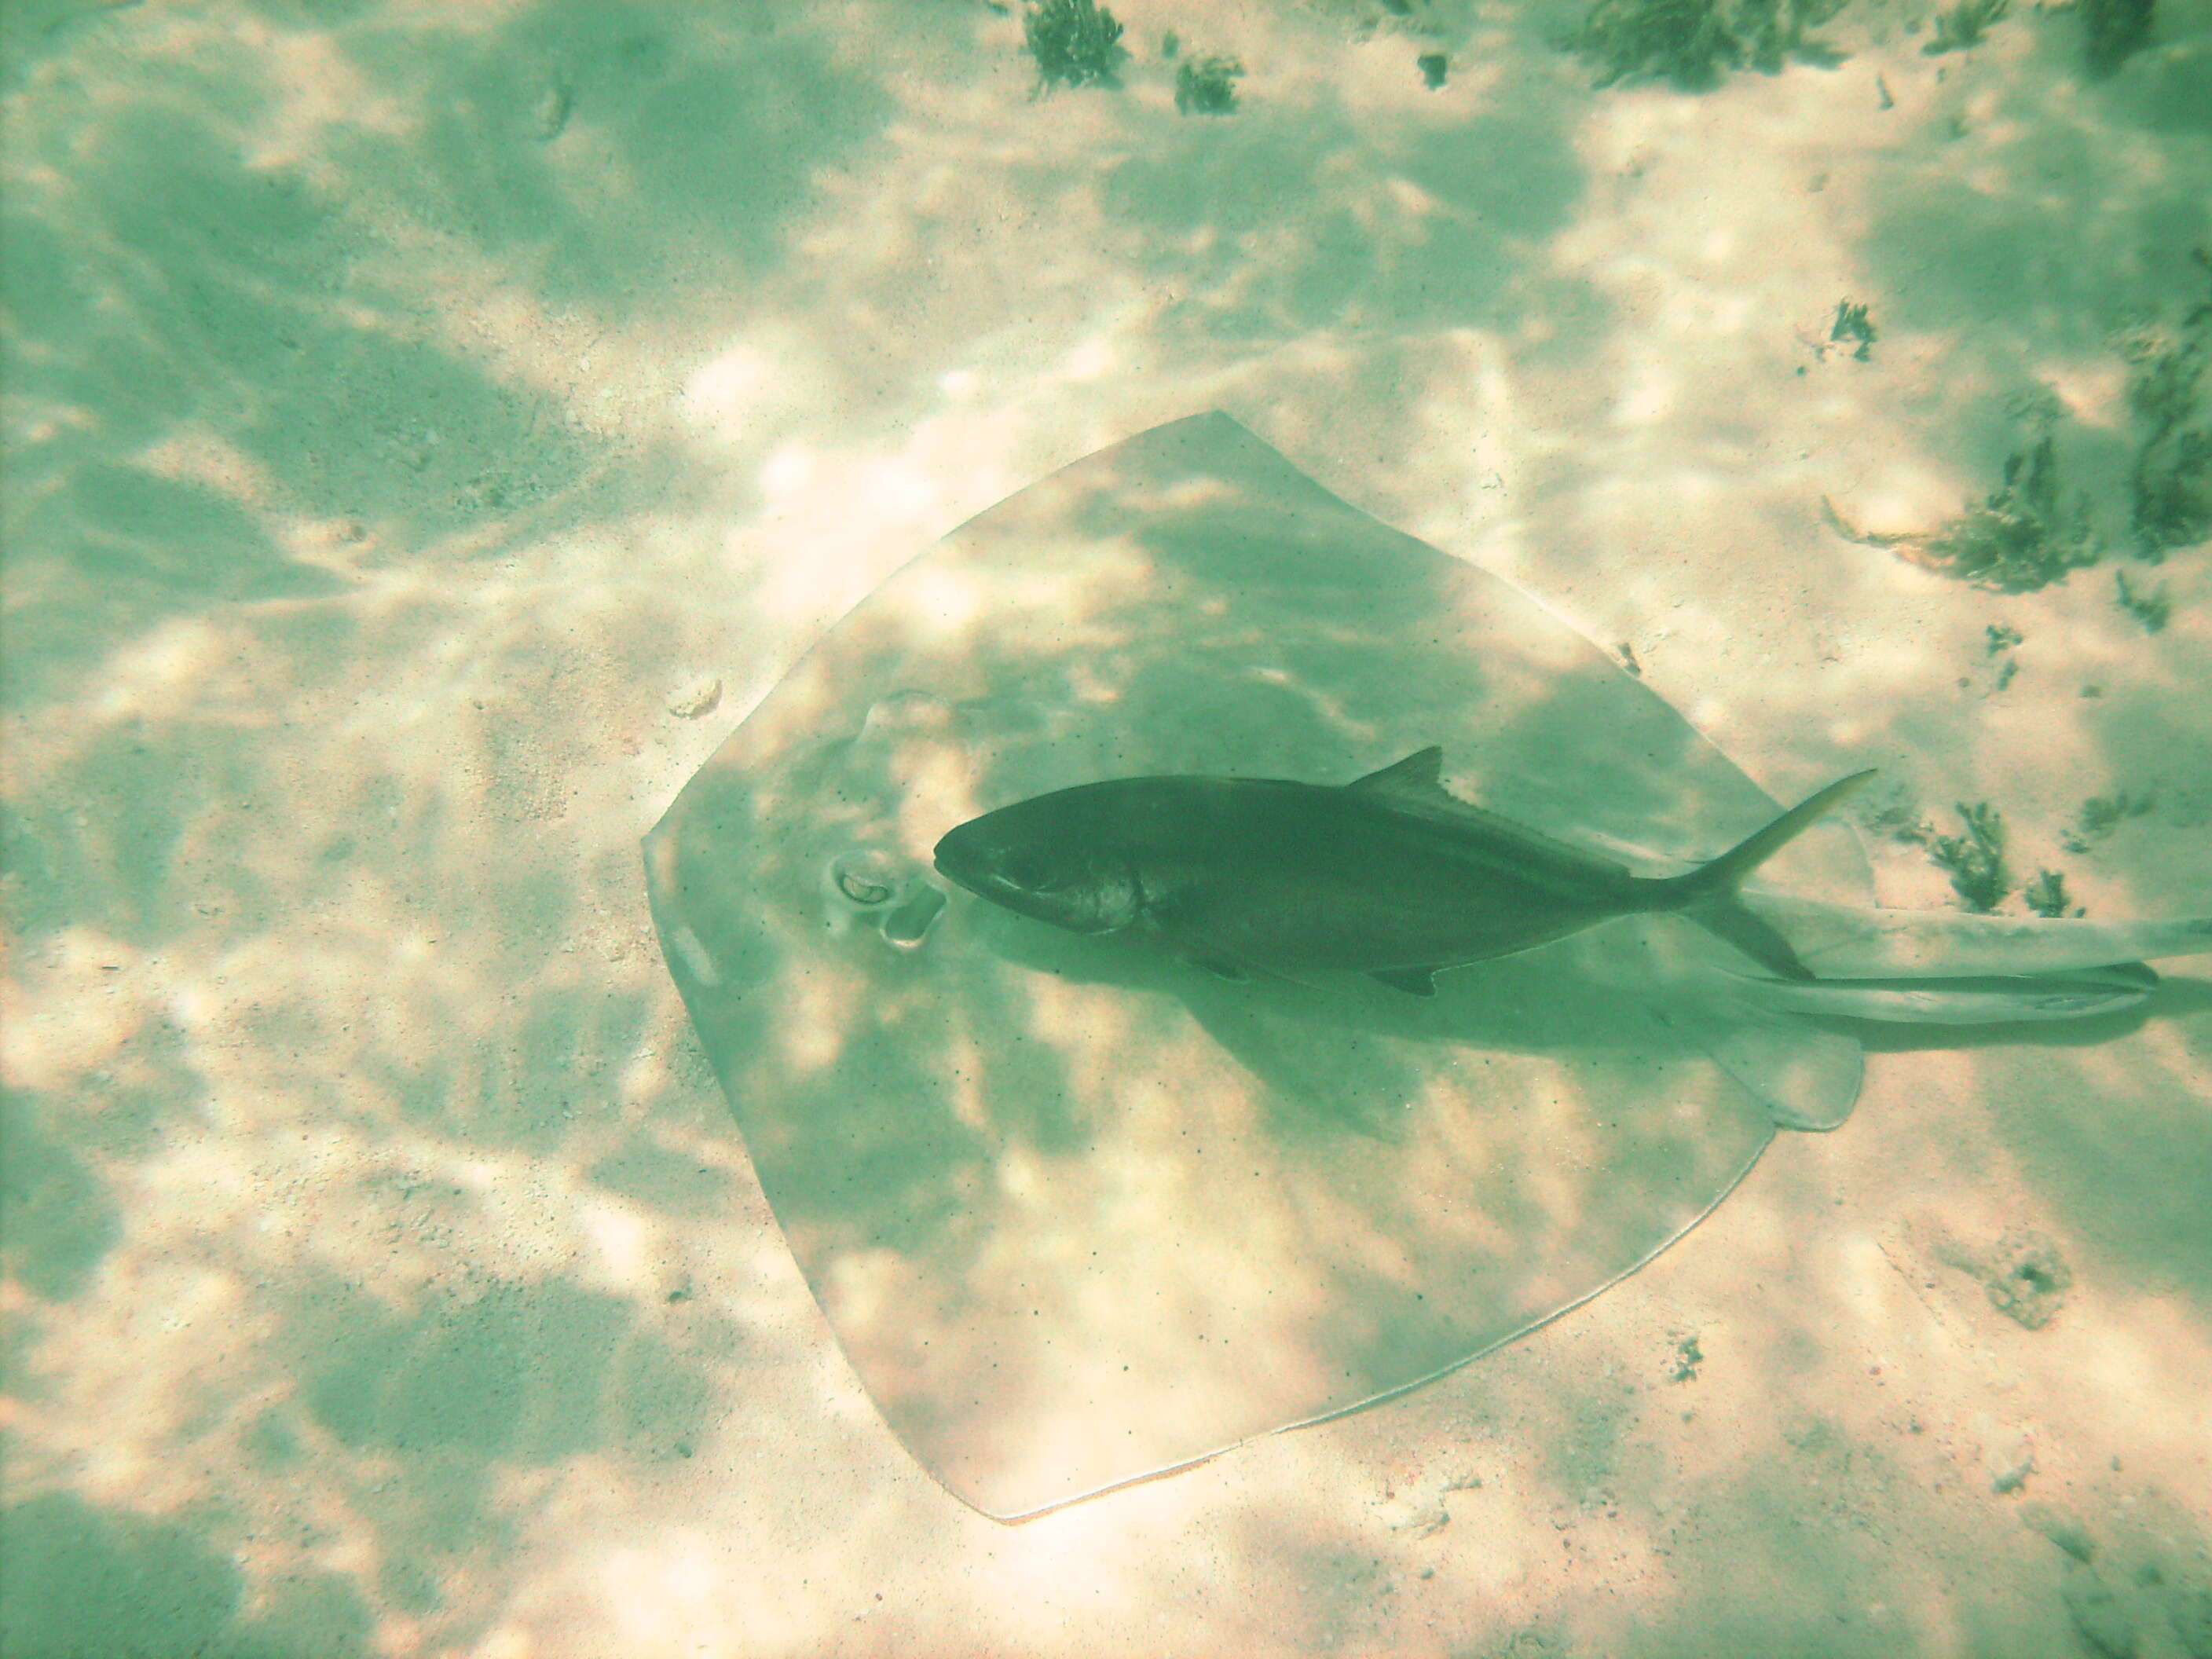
[5,2,2210,1654]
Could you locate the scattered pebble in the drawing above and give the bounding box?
[669,678,723,720]
[532,75,573,141]
[1986,1233,2073,1329]
[1988,1432,2037,1494]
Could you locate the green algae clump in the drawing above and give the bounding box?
[1024,0,1128,91]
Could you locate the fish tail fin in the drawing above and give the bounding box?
[1664,770,1879,980]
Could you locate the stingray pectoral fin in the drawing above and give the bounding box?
[1728,962,2160,1025]
[1664,770,1880,980]
[1665,1005,1865,1132]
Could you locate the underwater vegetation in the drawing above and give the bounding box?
[2023,869,2081,919]
[1885,801,2014,914]
[1019,4,1251,115]
[1175,53,1246,113]
[2115,567,2171,632]
[1827,260,2203,632]
[2081,0,2155,74]
[1922,0,2009,55]
[1898,795,2141,917]
[1894,799,2084,918]
[1828,433,2100,595]
[2131,424,2212,558]
[1912,435,2097,592]
[1913,0,2147,75]
[1563,0,1846,90]
[1669,1332,1704,1382]
[1024,0,1128,90]
[1926,801,2010,914]
[1983,622,2021,690]
[1830,299,1877,361]
[2061,790,2156,855]
[2123,248,2212,561]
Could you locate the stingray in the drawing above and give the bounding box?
[643,413,2210,1520]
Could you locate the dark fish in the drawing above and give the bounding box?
[932,747,1876,994]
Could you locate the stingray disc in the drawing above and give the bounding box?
[643,413,1870,1518]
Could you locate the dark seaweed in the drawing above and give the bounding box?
[1915,435,2100,593]
[1566,0,1845,90]
[2023,870,2080,918]
[2124,250,2212,561]
[1923,0,2009,54]
[1175,53,1246,113]
[2132,427,2212,555]
[1024,0,1128,91]
[2114,568,2171,631]
[1831,299,1877,361]
[2081,0,2154,75]
[1823,427,2100,592]
[1670,1333,1704,1382]
[1928,802,2009,913]
[2061,791,2155,854]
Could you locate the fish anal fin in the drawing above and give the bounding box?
[1371,965,1438,997]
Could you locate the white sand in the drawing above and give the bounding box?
[4,1,2210,1654]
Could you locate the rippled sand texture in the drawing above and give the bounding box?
[5,2,2210,1656]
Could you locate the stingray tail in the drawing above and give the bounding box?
[1658,770,1879,980]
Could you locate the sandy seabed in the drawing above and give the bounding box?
[4,0,2211,1654]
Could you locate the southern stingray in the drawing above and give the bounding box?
[643,413,2210,1520]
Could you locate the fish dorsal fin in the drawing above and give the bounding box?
[1346,746,1628,877]
[1347,746,1452,802]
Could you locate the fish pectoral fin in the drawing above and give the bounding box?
[1370,965,1438,997]
[1158,919,1254,982]
[1178,946,1334,994]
